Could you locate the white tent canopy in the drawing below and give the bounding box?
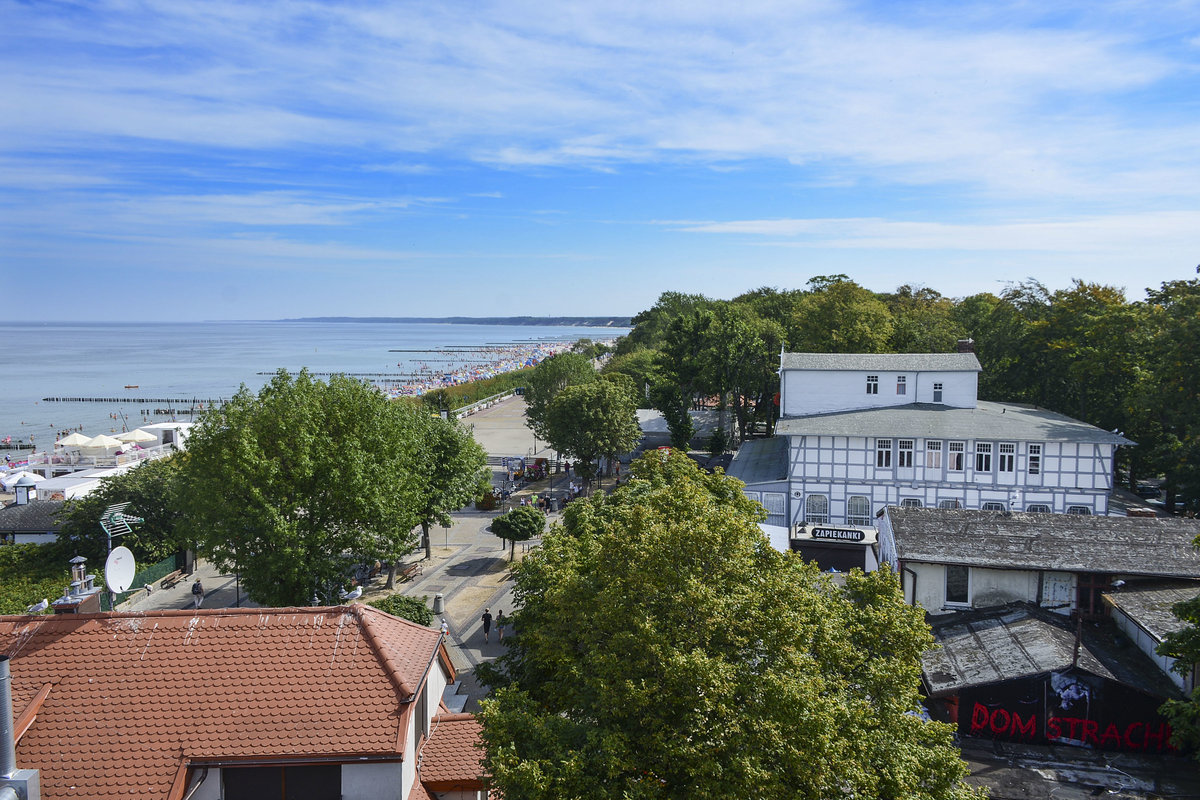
[1,471,46,491]
[56,432,91,447]
[115,429,156,443]
[80,434,123,453]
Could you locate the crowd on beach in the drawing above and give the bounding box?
[383,341,583,398]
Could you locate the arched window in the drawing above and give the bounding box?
[847,496,871,526]
[938,499,961,509]
[805,494,829,524]
[1026,504,1051,513]
[900,498,922,508]
[982,502,1006,512]
[1067,505,1091,515]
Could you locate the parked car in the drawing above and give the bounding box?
[1135,483,1161,499]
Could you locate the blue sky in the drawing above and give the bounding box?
[3,1,1199,321]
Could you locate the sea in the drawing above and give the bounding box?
[0,321,627,456]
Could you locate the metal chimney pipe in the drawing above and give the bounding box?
[0,656,15,778]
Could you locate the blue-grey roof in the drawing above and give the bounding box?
[726,437,788,485]
[776,400,1133,446]
[887,507,1200,578]
[1102,580,1200,643]
[781,352,981,372]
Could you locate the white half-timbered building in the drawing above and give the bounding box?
[770,350,1132,529]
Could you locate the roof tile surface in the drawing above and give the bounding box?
[420,712,485,787]
[1,606,443,800]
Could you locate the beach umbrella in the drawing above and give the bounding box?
[1,471,45,491]
[80,434,123,453]
[56,432,91,447]
[115,429,156,443]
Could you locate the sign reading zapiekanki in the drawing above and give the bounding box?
[809,527,866,542]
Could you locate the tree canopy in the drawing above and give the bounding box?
[490,504,546,561]
[57,453,186,565]
[542,378,640,485]
[178,369,428,606]
[412,414,490,564]
[523,352,597,441]
[479,450,979,800]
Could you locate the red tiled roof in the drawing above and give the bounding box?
[1,605,445,800]
[420,712,486,790]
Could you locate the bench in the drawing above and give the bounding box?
[399,562,424,582]
[160,569,185,590]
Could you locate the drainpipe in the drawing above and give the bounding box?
[0,656,41,800]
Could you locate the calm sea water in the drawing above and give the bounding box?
[0,321,626,453]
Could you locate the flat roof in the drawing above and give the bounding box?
[1102,580,1200,643]
[781,352,981,372]
[887,507,1200,578]
[776,400,1134,446]
[923,603,1180,699]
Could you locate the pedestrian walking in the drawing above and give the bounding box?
[191,579,204,609]
[481,608,493,642]
[497,610,507,641]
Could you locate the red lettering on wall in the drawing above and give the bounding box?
[970,703,990,735]
[1099,723,1122,748]
[990,708,1010,735]
[1122,722,1144,750]
[1081,719,1100,746]
[1047,717,1061,739]
[1011,712,1036,737]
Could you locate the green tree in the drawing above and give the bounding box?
[788,276,894,353]
[884,285,967,353]
[479,450,978,800]
[1157,545,1200,757]
[178,369,427,606]
[601,348,659,408]
[56,454,186,565]
[543,379,641,490]
[0,544,71,615]
[523,352,596,441]
[491,505,546,561]
[412,414,490,569]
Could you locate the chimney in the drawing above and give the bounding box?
[52,556,101,615]
[955,338,975,353]
[0,655,42,799]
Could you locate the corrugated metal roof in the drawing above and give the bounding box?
[922,603,1180,699]
[776,400,1134,445]
[726,436,788,485]
[781,352,981,372]
[887,507,1200,578]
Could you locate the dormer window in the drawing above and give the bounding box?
[896,376,907,395]
[866,375,879,394]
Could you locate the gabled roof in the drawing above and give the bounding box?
[886,507,1200,578]
[420,712,486,791]
[776,400,1133,445]
[781,352,981,372]
[1102,580,1200,644]
[922,603,1180,699]
[1,605,446,800]
[727,437,788,486]
[0,499,65,534]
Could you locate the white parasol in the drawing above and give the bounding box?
[115,429,156,443]
[56,432,91,447]
[1,470,46,491]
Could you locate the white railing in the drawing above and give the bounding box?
[21,443,176,475]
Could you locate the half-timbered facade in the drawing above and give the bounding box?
[770,351,1131,528]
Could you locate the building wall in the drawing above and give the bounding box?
[188,762,406,800]
[781,368,977,417]
[1109,608,1197,694]
[902,562,1062,614]
[788,436,1114,525]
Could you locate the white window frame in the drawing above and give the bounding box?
[876,439,892,468]
[1026,504,1051,513]
[998,443,1015,473]
[933,382,943,403]
[926,440,943,469]
[866,375,879,395]
[938,499,961,509]
[805,494,829,524]
[847,495,872,526]
[896,375,907,395]
[975,442,992,473]
[982,501,1006,512]
[900,498,922,508]
[945,564,971,606]
[1067,505,1091,515]
[897,439,914,468]
[1028,444,1041,475]
[948,441,965,471]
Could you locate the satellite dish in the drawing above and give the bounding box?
[105,546,137,593]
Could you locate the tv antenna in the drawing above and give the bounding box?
[100,502,144,608]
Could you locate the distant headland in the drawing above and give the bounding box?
[280,316,633,327]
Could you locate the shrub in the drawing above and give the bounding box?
[369,593,434,626]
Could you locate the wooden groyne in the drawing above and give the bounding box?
[42,396,224,405]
